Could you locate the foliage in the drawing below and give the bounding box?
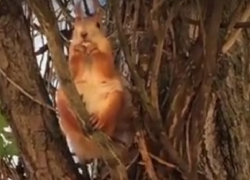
[0,113,18,157]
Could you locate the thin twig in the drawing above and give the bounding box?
[111,0,191,176]
[159,133,189,175]
[225,0,245,34]
[222,1,250,54]
[0,68,56,112]
[55,0,74,22]
[149,0,183,122]
[110,0,156,120]
[186,17,250,29]
[130,0,140,66]
[149,153,176,168]
[195,0,206,55]
[137,131,159,180]
[101,152,140,180]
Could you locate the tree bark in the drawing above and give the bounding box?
[0,0,82,180]
[199,28,250,180]
[198,1,250,180]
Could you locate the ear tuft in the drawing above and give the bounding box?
[92,0,103,23]
[74,0,84,22]
[93,0,102,15]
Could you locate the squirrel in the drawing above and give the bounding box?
[55,1,135,164]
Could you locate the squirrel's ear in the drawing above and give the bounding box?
[74,1,84,22]
[92,0,103,23]
[92,13,101,23]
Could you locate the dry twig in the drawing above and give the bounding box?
[0,68,56,112]
[110,0,152,112]
[137,131,159,180]
[222,1,250,54]
[55,0,74,22]
[111,0,191,177]
[149,0,184,124]
[186,17,250,29]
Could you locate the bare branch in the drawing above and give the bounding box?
[149,153,176,168]
[110,0,157,121]
[186,17,250,29]
[222,1,250,54]
[55,0,74,22]
[34,28,72,55]
[225,0,245,34]
[0,68,56,112]
[149,0,184,123]
[130,0,140,65]
[137,131,159,180]
[110,0,192,177]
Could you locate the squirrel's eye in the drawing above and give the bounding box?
[96,22,100,29]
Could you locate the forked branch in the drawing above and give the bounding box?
[110,0,190,178]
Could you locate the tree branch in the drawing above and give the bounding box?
[149,0,184,125]
[137,131,159,180]
[0,68,56,112]
[110,0,153,116]
[221,1,250,54]
[55,0,74,22]
[188,0,226,179]
[111,0,190,177]
[186,17,250,29]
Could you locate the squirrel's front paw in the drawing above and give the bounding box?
[73,44,86,54]
[85,43,99,55]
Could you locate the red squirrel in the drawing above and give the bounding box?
[55,1,135,164]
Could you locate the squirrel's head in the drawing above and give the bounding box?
[71,0,106,46]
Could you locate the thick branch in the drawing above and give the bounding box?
[188,0,226,179]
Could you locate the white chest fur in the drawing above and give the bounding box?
[75,68,123,114]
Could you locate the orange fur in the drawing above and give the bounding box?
[55,1,134,163]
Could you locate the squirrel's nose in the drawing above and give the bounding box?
[81,32,88,39]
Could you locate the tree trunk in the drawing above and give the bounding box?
[198,1,250,180]
[0,1,82,180]
[200,26,250,180]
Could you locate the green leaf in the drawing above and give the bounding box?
[0,113,8,129]
[0,114,19,156]
[4,142,19,156]
[0,135,5,157]
[2,131,15,142]
[0,134,19,157]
